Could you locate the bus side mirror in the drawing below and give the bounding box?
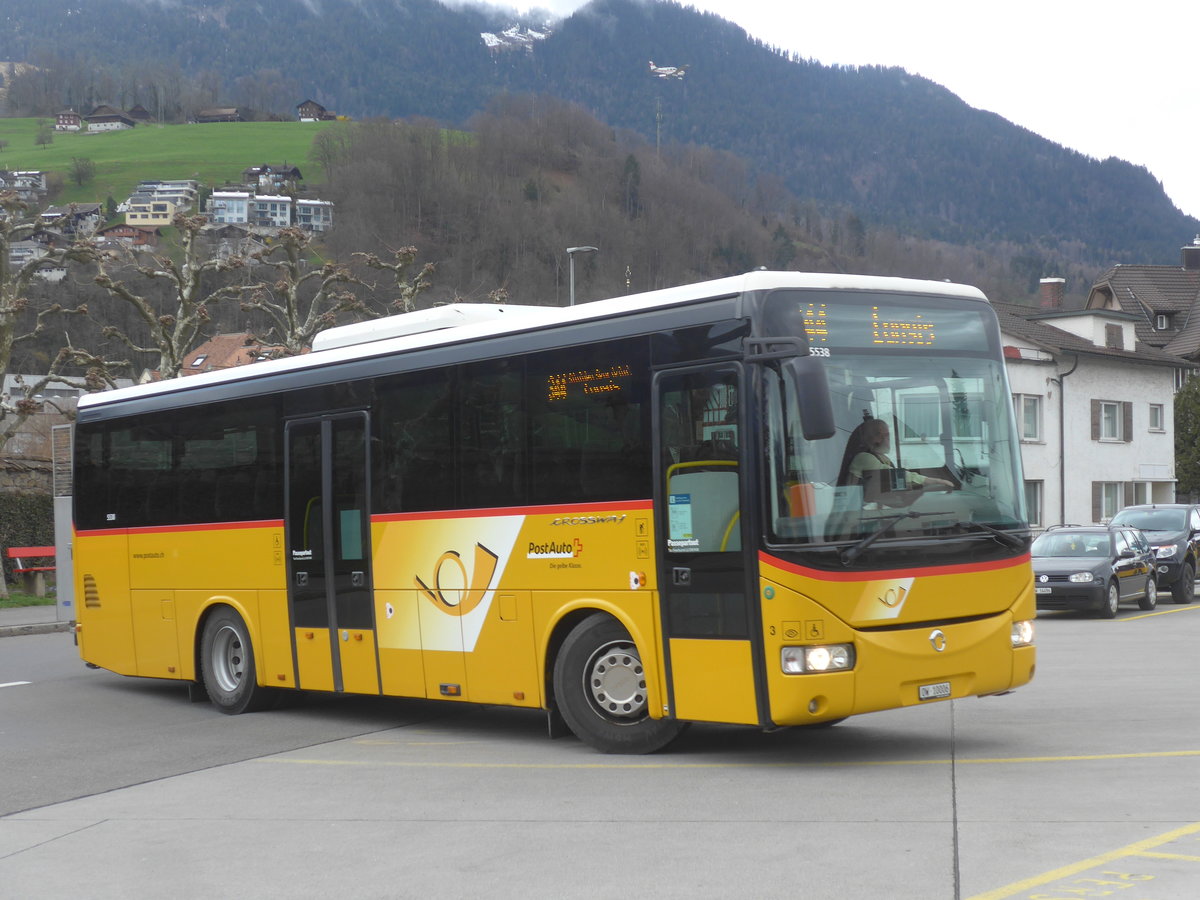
[783,355,835,440]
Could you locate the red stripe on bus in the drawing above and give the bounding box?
[758,549,1031,582]
[77,519,284,537]
[373,499,653,523]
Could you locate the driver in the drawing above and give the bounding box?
[836,418,955,492]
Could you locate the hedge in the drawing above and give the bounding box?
[0,493,55,584]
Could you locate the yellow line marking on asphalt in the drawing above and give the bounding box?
[1121,604,1200,621]
[260,747,1200,770]
[967,821,1200,900]
[1136,850,1200,862]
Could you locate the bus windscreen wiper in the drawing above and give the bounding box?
[840,510,952,566]
[957,520,1029,551]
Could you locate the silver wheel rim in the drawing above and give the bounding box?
[584,640,648,721]
[1108,585,1119,615]
[211,624,246,694]
[1147,580,1157,605]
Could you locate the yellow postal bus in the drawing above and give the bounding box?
[71,271,1035,752]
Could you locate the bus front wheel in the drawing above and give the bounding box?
[553,613,685,754]
[200,607,274,714]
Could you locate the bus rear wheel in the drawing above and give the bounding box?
[200,607,274,714]
[553,613,685,754]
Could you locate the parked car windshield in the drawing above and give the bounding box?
[1110,509,1186,531]
[1032,532,1112,558]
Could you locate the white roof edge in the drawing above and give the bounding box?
[77,271,988,411]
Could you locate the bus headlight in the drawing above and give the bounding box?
[781,644,855,674]
[1011,620,1035,647]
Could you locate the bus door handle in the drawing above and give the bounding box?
[672,567,692,586]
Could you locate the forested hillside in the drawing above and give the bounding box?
[0,0,1194,279]
[9,97,1098,383]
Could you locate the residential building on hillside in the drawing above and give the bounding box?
[203,224,269,262]
[296,99,334,121]
[132,180,198,208]
[125,198,179,227]
[205,190,334,232]
[996,281,1193,529]
[0,170,48,203]
[6,240,65,281]
[1085,239,1200,367]
[243,164,303,192]
[95,223,161,249]
[251,195,292,228]
[295,198,333,232]
[85,106,135,131]
[55,109,82,131]
[194,108,244,123]
[39,203,102,237]
[208,190,252,225]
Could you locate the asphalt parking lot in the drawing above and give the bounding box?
[3,599,1200,899]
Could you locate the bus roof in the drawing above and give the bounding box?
[77,270,988,412]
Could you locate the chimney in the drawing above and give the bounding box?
[1039,277,1066,309]
[1182,236,1200,270]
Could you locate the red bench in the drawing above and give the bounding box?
[4,546,56,597]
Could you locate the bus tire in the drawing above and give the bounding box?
[553,613,685,754]
[200,607,274,714]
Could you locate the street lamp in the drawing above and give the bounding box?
[566,246,598,306]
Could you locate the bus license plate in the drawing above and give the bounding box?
[1035,586,1052,594]
[919,682,951,701]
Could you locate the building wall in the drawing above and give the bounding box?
[1008,351,1176,528]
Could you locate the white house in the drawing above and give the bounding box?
[251,195,292,228]
[295,198,334,232]
[208,191,252,225]
[995,286,1192,529]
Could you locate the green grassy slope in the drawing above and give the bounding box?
[0,119,340,205]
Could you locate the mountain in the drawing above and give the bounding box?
[0,0,1194,274]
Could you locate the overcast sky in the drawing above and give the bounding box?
[521,0,1200,222]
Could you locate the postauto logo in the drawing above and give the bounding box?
[527,538,583,559]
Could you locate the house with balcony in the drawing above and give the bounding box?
[295,199,334,232]
[133,180,198,209]
[125,198,179,227]
[997,279,1193,529]
[39,203,103,237]
[207,191,252,225]
[0,170,48,204]
[243,164,303,193]
[95,223,161,249]
[55,109,82,131]
[251,195,293,228]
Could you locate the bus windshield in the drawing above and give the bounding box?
[761,290,1026,567]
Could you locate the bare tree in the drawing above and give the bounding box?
[88,213,255,378]
[0,192,116,452]
[239,226,368,354]
[352,245,436,314]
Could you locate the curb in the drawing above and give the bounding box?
[0,622,73,639]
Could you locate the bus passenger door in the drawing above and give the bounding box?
[285,413,380,695]
[655,366,760,726]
